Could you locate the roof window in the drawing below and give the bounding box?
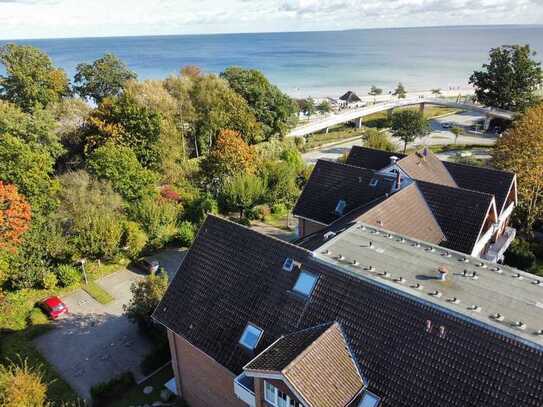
[358,391,381,407]
[282,257,295,272]
[369,178,379,187]
[239,323,263,350]
[335,199,347,216]
[293,271,318,297]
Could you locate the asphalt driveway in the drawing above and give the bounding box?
[33,248,186,400]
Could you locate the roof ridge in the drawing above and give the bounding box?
[315,158,377,173]
[444,159,516,176]
[415,179,495,200]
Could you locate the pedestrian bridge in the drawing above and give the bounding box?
[288,98,516,137]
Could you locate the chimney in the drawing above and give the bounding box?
[390,155,399,165]
[395,170,402,191]
[438,265,449,281]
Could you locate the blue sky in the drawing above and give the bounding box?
[1,0,542,39]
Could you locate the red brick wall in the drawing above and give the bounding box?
[298,218,326,238]
[170,333,246,407]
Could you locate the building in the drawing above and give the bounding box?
[293,146,517,262]
[153,215,543,407]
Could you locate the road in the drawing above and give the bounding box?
[33,248,186,400]
[302,111,497,164]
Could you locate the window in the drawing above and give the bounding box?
[335,199,347,215]
[282,257,295,272]
[292,271,317,297]
[239,323,263,350]
[265,381,276,404]
[278,390,288,407]
[358,391,381,407]
[264,381,301,407]
[369,178,379,187]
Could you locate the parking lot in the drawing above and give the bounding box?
[33,248,186,400]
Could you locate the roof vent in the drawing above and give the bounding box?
[365,265,375,272]
[394,277,406,284]
[513,273,524,280]
[533,279,542,286]
[323,249,332,255]
[324,231,336,240]
[382,271,391,278]
[512,321,527,330]
[471,271,479,280]
[429,290,442,297]
[535,329,543,336]
[282,258,295,272]
[390,155,399,165]
[468,305,482,312]
[398,237,406,243]
[412,283,424,290]
[447,297,460,304]
[441,251,452,258]
[438,266,449,281]
[335,200,347,216]
[352,259,359,266]
[425,320,432,332]
[491,313,505,321]
[413,242,421,248]
[458,257,469,263]
[337,254,345,261]
[476,262,487,268]
[439,326,446,338]
[491,266,503,274]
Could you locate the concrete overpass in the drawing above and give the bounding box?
[288,98,516,137]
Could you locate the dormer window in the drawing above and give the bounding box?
[335,199,347,216]
[359,391,381,407]
[369,179,379,187]
[239,323,263,350]
[282,257,295,272]
[293,271,317,297]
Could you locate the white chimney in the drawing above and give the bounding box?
[438,265,449,281]
[390,155,399,165]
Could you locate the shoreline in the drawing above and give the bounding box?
[284,87,475,101]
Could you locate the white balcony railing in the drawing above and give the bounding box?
[483,227,516,263]
[234,373,256,407]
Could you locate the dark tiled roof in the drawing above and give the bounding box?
[358,183,445,245]
[443,161,515,214]
[346,146,406,170]
[340,91,362,103]
[417,181,494,254]
[246,323,365,407]
[154,216,543,407]
[292,160,391,225]
[397,150,457,187]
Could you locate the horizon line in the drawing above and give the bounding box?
[1,23,542,42]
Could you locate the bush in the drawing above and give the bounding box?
[56,264,81,287]
[41,272,58,290]
[236,217,252,227]
[271,203,288,216]
[248,204,271,221]
[184,194,219,225]
[90,371,135,405]
[177,221,195,247]
[0,358,47,407]
[122,221,148,259]
[504,239,536,271]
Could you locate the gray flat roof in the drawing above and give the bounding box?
[313,222,543,348]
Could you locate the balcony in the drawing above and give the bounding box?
[483,227,516,263]
[234,373,256,407]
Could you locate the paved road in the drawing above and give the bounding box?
[33,249,186,400]
[302,111,497,164]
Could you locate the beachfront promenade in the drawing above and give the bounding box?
[288,97,516,137]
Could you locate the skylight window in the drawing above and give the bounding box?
[282,257,295,272]
[239,323,263,350]
[358,391,381,407]
[335,199,347,215]
[292,271,317,297]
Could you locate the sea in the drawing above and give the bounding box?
[1,25,542,98]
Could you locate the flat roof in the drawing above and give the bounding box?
[313,222,543,348]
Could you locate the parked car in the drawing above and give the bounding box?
[138,258,160,274]
[39,296,68,319]
[441,122,453,129]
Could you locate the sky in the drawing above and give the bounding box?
[0,0,542,40]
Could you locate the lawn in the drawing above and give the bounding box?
[106,364,186,407]
[82,281,114,304]
[303,125,364,150]
[0,258,127,404]
[364,106,460,128]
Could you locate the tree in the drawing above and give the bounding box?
[0,44,70,112]
[450,126,464,144]
[0,182,31,253]
[124,272,169,331]
[87,142,157,201]
[470,45,542,111]
[201,129,256,188]
[391,110,430,153]
[260,161,300,208]
[368,85,383,102]
[492,103,543,233]
[74,53,137,103]
[0,358,47,406]
[85,93,162,168]
[393,83,407,99]
[316,100,332,114]
[222,173,265,219]
[362,128,396,152]
[299,98,317,117]
[221,67,297,139]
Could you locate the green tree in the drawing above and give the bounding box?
[85,93,162,168]
[451,126,464,144]
[368,85,383,102]
[87,142,157,201]
[0,358,47,406]
[391,110,430,153]
[470,45,542,111]
[221,67,297,139]
[393,83,407,99]
[299,98,317,117]
[260,161,300,208]
[362,128,396,152]
[122,221,148,259]
[124,272,168,331]
[74,53,137,103]
[222,173,265,219]
[0,44,70,112]
[493,103,543,233]
[316,100,332,114]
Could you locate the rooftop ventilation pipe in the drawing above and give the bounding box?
[438,266,449,281]
[390,156,399,165]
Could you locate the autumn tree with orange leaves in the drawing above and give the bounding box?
[493,103,543,233]
[0,182,31,252]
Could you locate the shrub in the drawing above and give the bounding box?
[0,358,47,407]
[271,203,288,216]
[56,264,81,287]
[236,217,251,227]
[42,272,58,290]
[122,221,148,259]
[504,238,536,271]
[124,273,168,332]
[177,221,195,247]
[248,204,271,221]
[184,194,219,225]
[90,371,135,405]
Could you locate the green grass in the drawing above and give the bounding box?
[82,281,114,304]
[106,365,186,407]
[304,126,364,150]
[364,106,460,128]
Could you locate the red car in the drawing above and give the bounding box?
[39,296,68,319]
